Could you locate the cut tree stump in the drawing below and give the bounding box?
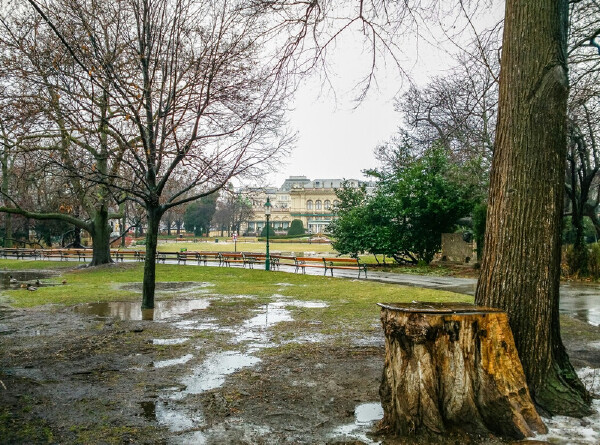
[378,302,547,439]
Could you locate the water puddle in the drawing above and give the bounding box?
[73,299,210,320]
[174,351,261,398]
[0,271,58,289]
[155,400,204,432]
[153,354,194,369]
[146,297,328,439]
[332,402,383,444]
[153,338,189,345]
[535,367,600,444]
[233,300,328,345]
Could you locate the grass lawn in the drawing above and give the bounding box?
[0,261,473,331]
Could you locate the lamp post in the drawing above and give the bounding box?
[264,197,272,271]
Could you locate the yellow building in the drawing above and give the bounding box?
[241,176,370,235]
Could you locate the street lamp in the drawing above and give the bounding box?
[264,197,272,271]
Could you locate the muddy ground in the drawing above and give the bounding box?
[1,273,599,445]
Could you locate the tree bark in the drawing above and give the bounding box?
[475,0,591,416]
[88,209,113,266]
[142,207,161,309]
[378,303,546,439]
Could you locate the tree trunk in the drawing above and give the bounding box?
[4,214,13,248]
[88,209,113,266]
[378,303,546,439]
[121,210,127,248]
[475,0,591,416]
[141,207,161,309]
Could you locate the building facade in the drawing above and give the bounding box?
[240,176,371,235]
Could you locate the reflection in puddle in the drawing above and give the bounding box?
[155,400,204,433]
[234,300,328,345]
[140,401,156,421]
[536,367,600,444]
[0,271,57,289]
[332,402,383,444]
[175,351,261,397]
[153,354,194,369]
[153,338,189,345]
[145,298,328,440]
[73,299,210,320]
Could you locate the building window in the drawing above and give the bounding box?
[324,200,331,210]
[333,200,339,208]
[306,200,313,210]
[315,200,322,210]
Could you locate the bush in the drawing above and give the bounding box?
[287,219,305,236]
[260,225,276,237]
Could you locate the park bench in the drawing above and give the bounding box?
[177,250,193,264]
[112,250,142,262]
[220,252,245,267]
[177,250,222,265]
[196,252,221,265]
[1,248,41,260]
[271,254,296,269]
[294,256,327,274]
[323,257,367,278]
[41,249,70,261]
[71,249,93,261]
[241,252,280,269]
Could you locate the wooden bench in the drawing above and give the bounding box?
[294,257,327,274]
[240,252,280,269]
[271,254,296,269]
[1,248,41,260]
[177,251,221,265]
[220,252,245,267]
[197,252,222,266]
[112,250,143,262]
[323,257,367,278]
[41,249,71,261]
[70,249,93,261]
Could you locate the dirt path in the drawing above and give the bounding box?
[1,283,599,444]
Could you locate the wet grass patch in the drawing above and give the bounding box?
[0,378,55,444]
[0,262,473,332]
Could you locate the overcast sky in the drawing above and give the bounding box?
[264,2,505,188]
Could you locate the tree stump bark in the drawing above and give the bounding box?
[378,302,547,439]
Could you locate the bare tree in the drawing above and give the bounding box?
[27,0,294,307]
[0,11,124,263]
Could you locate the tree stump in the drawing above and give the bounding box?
[378,302,547,439]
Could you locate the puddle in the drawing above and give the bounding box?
[174,351,261,398]
[0,271,58,289]
[173,320,226,331]
[73,299,210,320]
[534,367,600,444]
[152,297,328,437]
[153,354,194,369]
[155,399,204,432]
[153,338,190,345]
[233,300,328,345]
[140,401,156,421]
[332,402,383,444]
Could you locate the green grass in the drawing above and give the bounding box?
[0,260,473,316]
